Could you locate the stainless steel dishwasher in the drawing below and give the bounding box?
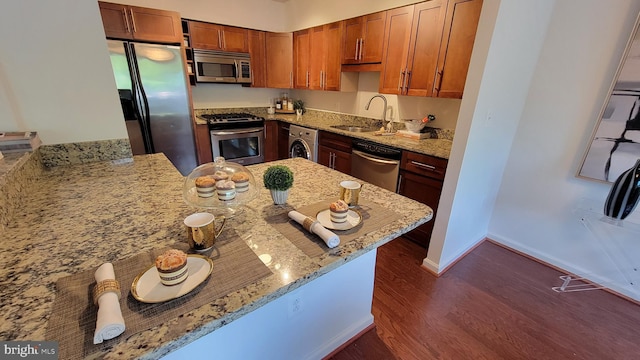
[351,139,402,192]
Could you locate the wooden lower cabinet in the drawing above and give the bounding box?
[264,121,279,162]
[278,122,291,159]
[397,151,447,248]
[318,131,352,174]
[318,145,351,174]
[195,123,212,164]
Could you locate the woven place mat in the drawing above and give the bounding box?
[46,232,272,360]
[268,199,402,258]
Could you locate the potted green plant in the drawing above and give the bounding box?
[263,165,294,204]
[293,99,305,116]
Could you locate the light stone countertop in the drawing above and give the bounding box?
[195,108,453,160]
[0,153,432,359]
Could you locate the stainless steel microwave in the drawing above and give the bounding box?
[193,49,251,84]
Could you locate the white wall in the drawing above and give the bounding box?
[0,0,127,145]
[425,0,557,272]
[489,0,640,299]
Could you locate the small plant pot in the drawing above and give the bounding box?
[270,189,290,205]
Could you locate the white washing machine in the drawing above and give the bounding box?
[289,124,318,162]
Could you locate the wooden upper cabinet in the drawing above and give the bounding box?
[379,0,481,98]
[379,5,415,94]
[294,22,343,91]
[98,2,182,44]
[248,30,267,88]
[405,0,447,97]
[435,0,483,98]
[308,26,325,90]
[342,12,387,65]
[293,29,311,89]
[266,32,293,89]
[189,21,248,52]
[323,22,343,91]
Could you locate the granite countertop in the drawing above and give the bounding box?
[0,153,432,359]
[194,108,453,160]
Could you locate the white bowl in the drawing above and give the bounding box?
[404,119,426,133]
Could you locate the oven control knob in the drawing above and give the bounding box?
[299,132,303,136]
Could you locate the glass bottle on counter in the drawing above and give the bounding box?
[282,93,288,111]
[276,98,282,110]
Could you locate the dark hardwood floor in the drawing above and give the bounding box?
[330,237,640,360]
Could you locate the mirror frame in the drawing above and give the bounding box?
[578,12,640,183]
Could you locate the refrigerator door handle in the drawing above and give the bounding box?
[128,43,154,153]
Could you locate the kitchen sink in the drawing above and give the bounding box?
[330,125,380,133]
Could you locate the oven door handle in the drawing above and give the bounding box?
[210,127,264,136]
[352,149,399,165]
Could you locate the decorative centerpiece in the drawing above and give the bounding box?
[263,165,294,205]
[183,157,258,217]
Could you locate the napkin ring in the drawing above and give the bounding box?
[302,217,317,232]
[93,279,121,305]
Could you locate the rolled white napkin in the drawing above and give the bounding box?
[93,263,126,344]
[288,210,340,248]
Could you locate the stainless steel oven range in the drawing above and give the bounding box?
[201,113,265,165]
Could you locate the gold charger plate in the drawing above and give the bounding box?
[131,254,213,303]
[316,209,362,230]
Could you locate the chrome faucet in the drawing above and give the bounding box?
[365,94,390,132]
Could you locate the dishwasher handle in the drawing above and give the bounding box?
[352,149,400,165]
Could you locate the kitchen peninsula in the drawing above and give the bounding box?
[0,151,432,359]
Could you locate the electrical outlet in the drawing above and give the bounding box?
[287,293,303,318]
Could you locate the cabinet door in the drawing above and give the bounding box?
[266,32,293,89]
[190,21,222,50]
[360,11,387,64]
[397,170,443,248]
[323,22,343,91]
[309,26,325,90]
[195,124,212,164]
[341,17,363,64]
[278,122,291,159]
[318,145,333,169]
[293,29,311,89]
[248,30,267,88]
[99,2,133,40]
[405,0,447,97]
[128,6,182,43]
[379,6,414,94]
[221,26,248,52]
[435,0,482,98]
[264,121,279,162]
[333,149,352,174]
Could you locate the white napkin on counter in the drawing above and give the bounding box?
[288,210,340,248]
[93,263,126,344]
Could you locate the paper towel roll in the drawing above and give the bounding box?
[288,211,340,248]
[93,263,125,344]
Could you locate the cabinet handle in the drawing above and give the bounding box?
[222,30,226,49]
[398,69,404,92]
[354,39,360,61]
[306,71,309,88]
[290,71,293,88]
[359,38,364,61]
[396,174,402,193]
[434,69,443,94]
[411,160,436,171]
[217,30,222,49]
[320,70,324,89]
[122,9,130,33]
[404,70,412,94]
[331,152,336,169]
[129,9,137,33]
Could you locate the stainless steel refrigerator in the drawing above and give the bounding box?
[107,40,197,175]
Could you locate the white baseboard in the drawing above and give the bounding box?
[307,314,374,360]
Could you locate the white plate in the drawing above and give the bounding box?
[315,209,362,230]
[131,255,213,303]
